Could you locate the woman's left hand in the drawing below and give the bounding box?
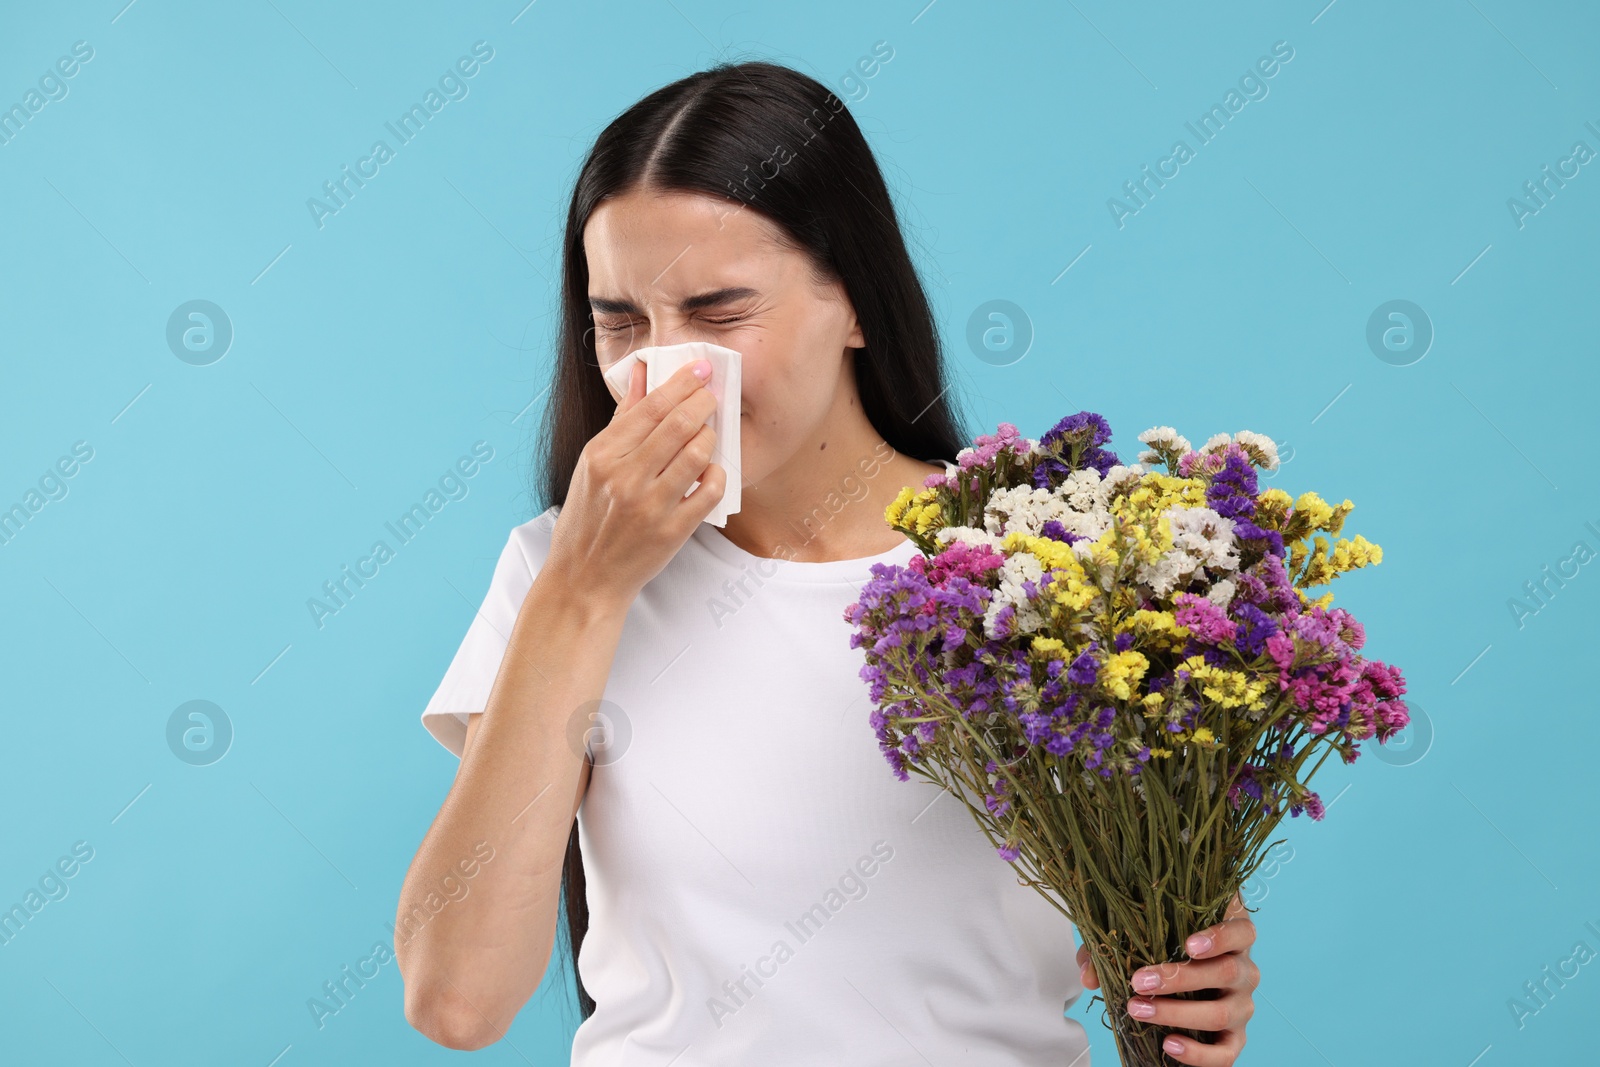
[1074,890,1258,1065]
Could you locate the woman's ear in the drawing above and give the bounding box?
[844,313,866,351]
[827,274,866,349]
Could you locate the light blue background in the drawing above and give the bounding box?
[2,0,1596,1063]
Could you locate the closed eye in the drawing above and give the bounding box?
[593,314,746,333]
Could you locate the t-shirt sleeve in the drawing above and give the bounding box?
[420,508,558,758]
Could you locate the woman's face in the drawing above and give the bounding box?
[583,186,866,489]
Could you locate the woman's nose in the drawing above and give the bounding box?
[644,324,709,350]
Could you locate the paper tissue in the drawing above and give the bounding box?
[601,340,742,527]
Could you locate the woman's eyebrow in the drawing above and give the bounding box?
[588,287,760,315]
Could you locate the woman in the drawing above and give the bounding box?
[396,60,1259,1064]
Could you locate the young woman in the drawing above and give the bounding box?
[396,60,1259,1065]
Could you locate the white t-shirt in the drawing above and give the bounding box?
[421,503,1089,1065]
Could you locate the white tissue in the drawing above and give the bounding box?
[601,340,742,527]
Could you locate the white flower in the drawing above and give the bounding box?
[1198,432,1234,455]
[1139,553,1188,597]
[1232,430,1280,471]
[1068,514,1113,546]
[1102,463,1146,494]
[1058,468,1108,513]
[983,485,1057,538]
[1137,426,1193,453]
[934,524,1005,552]
[1206,577,1238,607]
[1167,506,1241,571]
[1137,449,1164,465]
[983,477,1110,543]
[1135,506,1240,595]
[983,551,1050,639]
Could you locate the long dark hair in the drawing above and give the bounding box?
[533,59,971,1022]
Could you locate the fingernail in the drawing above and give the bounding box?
[692,359,711,379]
[1126,998,1155,1019]
[1187,934,1213,955]
[1163,1036,1185,1055]
[1133,971,1160,992]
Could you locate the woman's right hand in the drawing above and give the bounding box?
[548,357,727,609]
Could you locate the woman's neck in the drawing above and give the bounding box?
[721,432,941,564]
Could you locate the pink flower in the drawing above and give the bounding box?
[914,540,1006,586]
[1331,609,1366,651]
[1174,593,1236,644]
[960,422,1027,470]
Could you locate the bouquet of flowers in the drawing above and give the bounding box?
[843,413,1409,1066]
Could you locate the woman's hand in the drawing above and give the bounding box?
[1074,891,1259,1065]
[548,358,726,611]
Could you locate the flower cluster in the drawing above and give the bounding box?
[846,413,1410,844]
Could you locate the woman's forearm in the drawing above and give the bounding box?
[397,563,628,1049]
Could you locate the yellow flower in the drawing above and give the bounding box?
[1294,531,1383,589]
[1330,534,1383,573]
[884,485,915,526]
[1077,527,1121,573]
[1118,512,1169,567]
[1169,726,1219,746]
[885,486,944,537]
[1119,609,1189,652]
[1297,588,1336,611]
[1122,473,1208,515]
[1031,636,1067,658]
[1006,531,1101,613]
[1176,655,1270,711]
[1283,492,1355,546]
[1108,585,1145,615]
[1100,650,1150,701]
[1105,481,1189,569]
[1326,498,1354,536]
[1254,488,1292,530]
[1294,491,1334,529]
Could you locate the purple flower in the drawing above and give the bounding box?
[1032,411,1122,487]
[1039,519,1082,545]
[1233,602,1279,658]
[1031,459,1068,490]
[1206,447,1259,522]
[1233,519,1285,557]
[1043,732,1075,757]
[1081,448,1121,477]
[1042,412,1113,449]
[1067,650,1099,686]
